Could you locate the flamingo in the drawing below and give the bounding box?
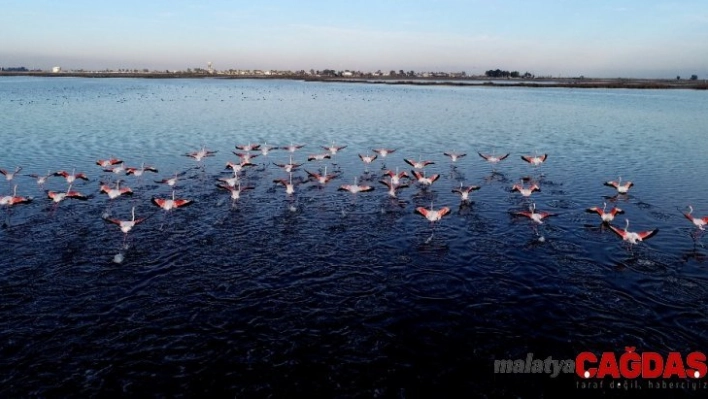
[54,169,89,184]
[216,182,253,205]
[452,183,481,202]
[260,142,275,155]
[382,168,409,186]
[305,167,338,185]
[96,158,123,168]
[103,163,126,175]
[323,142,346,155]
[280,143,305,153]
[185,146,217,162]
[125,164,159,176]
[415,202,451,223]
[404,158,435,169]
[273,156,303,173]
[411,170,440,186]
[273,173,299,196]
[338,177,374,194]
[307,153,331,162]
[478,152,510,164]
[233,152,259,164]
[609,219,658,245]
[28,170,53,187]
[514,203,555,224]
[235,143,260,151]
[155,171,185,187]
[99,180,133,199]
[217,171,241,188]
[225,161,255,174]
[683,205,708,231]
[105,206,146,234]
[511,182,541,197]
[379,178,408,198]
[521,154,548,166]
[0,185,32,206]
[373,148,396,158]
[0,166,22,182]
[151,190,193,211]
[444,152,467,162]
[47,184,89,203]
[604,177,633,194]
[586,202,624,223]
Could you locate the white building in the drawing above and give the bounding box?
[52,66,61,73]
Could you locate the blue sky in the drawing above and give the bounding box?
[1,0,706,78]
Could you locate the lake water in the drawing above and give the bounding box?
[1,77,708,397]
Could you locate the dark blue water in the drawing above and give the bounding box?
[1,77,708,397]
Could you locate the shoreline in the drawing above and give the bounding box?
[1,71,706,90]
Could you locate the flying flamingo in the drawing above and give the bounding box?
[323,142,346,155]
[217,171,242,188]
[444,152,467,162]
[125,163,159,177]
[0,185,32,207]
[235,143,260,151]
[586,202,624,223]
[521,153,548,166]
[185,146,217,162]
[233,152,259,165]
[478,152,510,172]
[28,170,53,187]
[683,205,708,232]
[305,166,338,186]
[0,166,22,182]
[273,173,299,196]
[415,202,451,242]
[478,152,510,163]
[99,180,133,200]
[358,153,377,172]
[151,190,193,211]
[273,156,303,173]
[604,177,633,194]
[96,158,123,168]
[513,203,555,224]
[216,182,254,208]
[307,153,331,162]
[104,206,147,246]
[280,143,305,153]
[155,171,186,188]
[323,141,347,169]
[338,177,374,194]
[511,182,541,197]
[382,168,409,186]
[54,169,89,184]
[404,157,435,169]
[103,163,126,175]
[452,182,481,202]
[225,160,255,174]
[47,184,89,203]
[411,170,440,187]
[379,177,408,198]
[373,148,396,158]
[609,219,658,246]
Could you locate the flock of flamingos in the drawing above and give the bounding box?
[1,142,707,250]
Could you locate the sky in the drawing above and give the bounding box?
[1,0,707,78]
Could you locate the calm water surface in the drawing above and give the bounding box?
[1,77,708,397]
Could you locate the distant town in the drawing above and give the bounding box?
[1,64,705,89]
[1,64,540,79]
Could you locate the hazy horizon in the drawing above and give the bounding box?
[1,0,707,79]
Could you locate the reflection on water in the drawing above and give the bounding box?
[1,77,708,397]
